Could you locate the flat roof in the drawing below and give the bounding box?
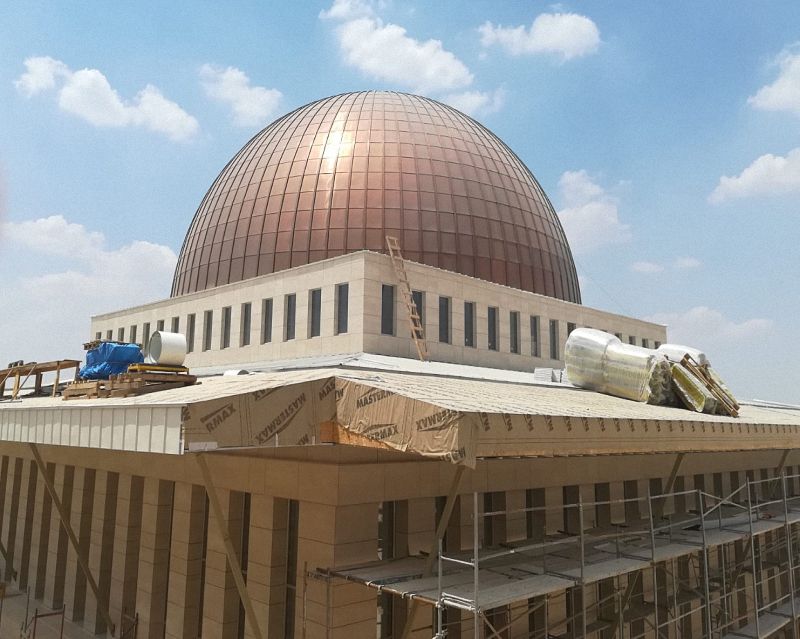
[0,355,798,462]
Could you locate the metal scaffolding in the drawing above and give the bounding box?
[330,471,800,639]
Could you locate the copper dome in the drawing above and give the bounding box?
[172,91,581,303]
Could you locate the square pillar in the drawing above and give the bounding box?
[201,488,244,639]
[30,461,53,599]
[243,494,280,639]
[109,474,144,631]
[64,467,95,622]
[299,501,379,639]
[85,471,118,634]
[135,478,174,639]
[44,464,74,609]
[3,457,23,581]
[15,459,37,590]
[165,482,206,639]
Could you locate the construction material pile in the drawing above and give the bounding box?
[65,332,196,400]
[79,342,144,380]
[565,329,739,416]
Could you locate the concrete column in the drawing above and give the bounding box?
[30,461,53,599]
[201,489,244,639]
[15,458,37,590]
[0,456,9,546]
[3,457,23,581]
[165,482,206,639]
[85,471,118,634]
[109,474,144,631]
[243,494,285,639]
[64,467,95,622]
[136,478,174,639]
[299,501,379,639]
[44,464,74,609]
[393,497,434,638]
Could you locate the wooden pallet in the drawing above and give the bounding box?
[127,363,189,374]
[681,355,739,417]
[63,370,196,400]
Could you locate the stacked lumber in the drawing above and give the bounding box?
[63,363,197,400]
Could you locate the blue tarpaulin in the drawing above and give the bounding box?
[79,342,143,380]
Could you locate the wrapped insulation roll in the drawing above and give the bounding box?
[565,328,665,403]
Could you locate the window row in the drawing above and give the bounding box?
[96,283,350,355]
[380,285,660,360]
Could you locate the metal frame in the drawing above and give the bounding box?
[328,468,800,639]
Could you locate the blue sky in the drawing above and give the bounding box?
[1,1,798,402]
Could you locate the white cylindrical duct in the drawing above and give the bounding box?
[147,331,187,366]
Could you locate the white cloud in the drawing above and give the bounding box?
[0,215,176,367]
[320,2,473,94]
[14,56,198,141]
[3,215,104,257]
[709,147,800,203]
[200,64,282,127]
[479,12,600,60]
[441,88,506,116]
[334,17,473,93]
[748,47,800,116]
[646,306,772,346]
[556,170,631,253]
[631,261,664,274]
[674,256,702,269]
[14,56,69,96]
[319,0,376,20]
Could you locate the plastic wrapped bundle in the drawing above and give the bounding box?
[671,363,717,413]
[564,329,616,389]
[602,341,662,402]
[565,329,664,403]
[657,343,709,366]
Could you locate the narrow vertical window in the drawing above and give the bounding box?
[381,285,395,336]
[567,322,576,336]
[117,327,125,342]
[284,294,296,341]
[487,307,499,351]
[171,316,179,333]
[309,289,321,338]
[411,290,425,337]
[261,298,273,343]
[335,283,349,334]
[530,315,540,357]
[510,311,520,354]
[655,340,662,349]
[142,322,151,352]
[642,338,650,348]
[240,302,252,346]
[157,319,165,332]
[95,331,102,340]
[549,320,559,360]
[129,325,137,345]
[221,306,232,349]
[464,301,476,347]
[203,311,213,351]
[614,332,623,341]
[186,314,196,353]
[438,296,451,344]
[628,335,636,345]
